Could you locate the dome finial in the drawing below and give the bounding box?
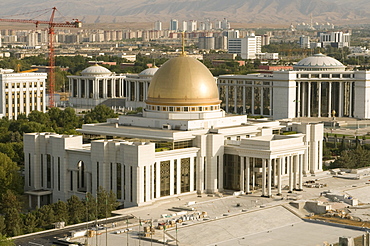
[181,31,186,57]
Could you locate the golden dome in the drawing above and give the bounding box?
[146,56,221,106]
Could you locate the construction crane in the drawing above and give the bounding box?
[0,7,82,107]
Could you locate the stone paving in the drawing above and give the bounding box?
[73,172,370,246]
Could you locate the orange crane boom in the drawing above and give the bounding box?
[0,7,81,107]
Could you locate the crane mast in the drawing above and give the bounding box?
[0,7,82,107]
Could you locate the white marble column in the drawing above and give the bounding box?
[288,156,293,193]
[328,82,332,117]
[245,157,250,194]
[267,159,272,197]
[297,82,301,117]
[277,158,282,195]
[240,156,245,192]
[293,155,297,190]
[318,82,321,117]
[252,158,255,191]
[349,82,353,117]
[169,160,174,196]
[190,157,195,192]
[307,82,311,117]
[176,160,181,195]
[262,159,266,197]
[298,154,303,191]
[339,82,343,117]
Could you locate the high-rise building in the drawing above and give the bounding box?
[154,21,162,31]
[198,37,215,50]
[228,34,261,59]
[300,35,311,48]
[221,18,230,30]
[182,21,188,32]
[188,20,197,32]
[170,19,178,31]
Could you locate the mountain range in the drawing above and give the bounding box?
[0,0,369,26]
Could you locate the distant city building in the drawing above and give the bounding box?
[198,37,215,50]
[188,20,197,32]
[0,69,47,119]
[170,19,179,31]
[319,31,351,48]
[299,35,310,48]
[181,21,188,32]
[221,18,230,30]
[154,21,162,31]
[228,35,262,59]
[223,29,240,39]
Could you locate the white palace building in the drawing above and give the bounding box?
[24,55,323,208]
[218,53,370,120]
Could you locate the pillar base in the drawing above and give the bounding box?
[245,192,252,195]
[261,195,271,198]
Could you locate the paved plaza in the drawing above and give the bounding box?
[85,172,370,246]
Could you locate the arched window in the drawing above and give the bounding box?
[77,161,86,192]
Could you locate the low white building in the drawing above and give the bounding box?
[0,69,47,119]
[24,55,323,208]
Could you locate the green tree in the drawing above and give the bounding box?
[36,205,55,229]
[67,195,85,224]
[0,216,5,236]
[0,191,23,236]
[84,105,118,124]
[0,153,21,196]
[96,188,119,219]
[331,146,370,169]
[0,234,15,246]
[85,193,97,221]
[53,201,69,224]
[22,213,37,234]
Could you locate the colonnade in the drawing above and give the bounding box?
[296,81,354,118]
[69,77,125,100]
[124,79,150,102]
[239,154,305,197]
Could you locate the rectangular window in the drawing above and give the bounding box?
[40,154,44,187]
[130,166,133,202]
[160,161,171,197]
[58,157,61,191]
[97,162,100,190]
[174,160,177,194]
[29,153,31,186]
[123,164,126,200]
[194,157,197,191]
[144,166,146,202]
[181,158,191,193]
[217,156,219,189]
[47,154,51,188]
[110,163,113,191]
[70,171,73,191]
[117,163,122,199]
[154,163,156,198]
[150,166,153,200]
